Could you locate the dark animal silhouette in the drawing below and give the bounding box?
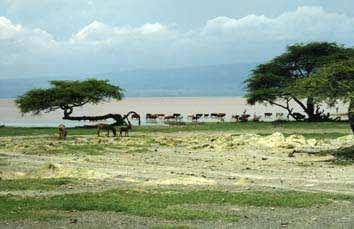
[97,123,116,137]
[292,112,306,120]
[120,121,132,136]
[231,115,240,122]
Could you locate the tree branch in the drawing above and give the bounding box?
[292,96,309,114]
[62,111,141,127]
[268,98,296,119]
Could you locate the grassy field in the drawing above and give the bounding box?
[0,121,353,228]
[1,181,353,222]
[0,121,351,137]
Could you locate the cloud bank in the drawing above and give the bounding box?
[1,6,354,77]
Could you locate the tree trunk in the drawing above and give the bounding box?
[306,98,315,120]
[349,98,354,134]
[292,97,323,121]
[62,111,141,126]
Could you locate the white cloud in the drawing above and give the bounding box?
[71,21,174,44]
[0,16,58,70]
[0,17,22,39]
[202,6,354,42]
[1,6,354,76]
[140,23,167,34]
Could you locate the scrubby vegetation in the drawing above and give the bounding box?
[0,122,353,228]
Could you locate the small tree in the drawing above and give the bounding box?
[244,42,353,121]
[15,79,140,126]
[293,60,354,133]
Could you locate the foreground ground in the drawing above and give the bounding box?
[0,122,353,228]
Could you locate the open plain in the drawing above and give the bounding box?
[0,122,353,228]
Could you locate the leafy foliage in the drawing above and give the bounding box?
[293,60,354,102]
[292,59,354,133]
[15,79,124,116]
[244,42,353,120]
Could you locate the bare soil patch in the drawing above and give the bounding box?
[1,131,354,228]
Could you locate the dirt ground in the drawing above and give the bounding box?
[1,131,354,228]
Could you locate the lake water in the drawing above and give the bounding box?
[0,97,347,127]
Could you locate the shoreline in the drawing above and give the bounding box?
[0,97,348,128]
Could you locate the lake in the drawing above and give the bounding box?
[0,97,347,127]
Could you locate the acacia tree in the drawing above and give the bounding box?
[244,42,353,121]
[293,60,354,134]
[15,79,140,126]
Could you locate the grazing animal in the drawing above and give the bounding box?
[217,113,226,122]
[173,113,181,118]
[264,113,273,121]
[97,123,116,137]
[146,113,159,122]
[187,114,202,122]
[240,110,251,122]
[164,115,176,122]
[120,125,131,137]
[210,113,225,121]
[240,114,251,122]
[231,115,240,122]
[195,114,203,119]
[172,113,183,122]
[191,115,199,122]
[58,124,67,139]
[292,112,306,120]
[210,113,218,119]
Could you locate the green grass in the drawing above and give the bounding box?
[1,189,353,222]
[0,127,97,137]
[0,154,8,166]
[133,121,350,134]
[0,121,350,137]
[152,226,196,229]
[0,178,74,191]
[151,225,195,229]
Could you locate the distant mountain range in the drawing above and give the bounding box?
[0,63,257,98]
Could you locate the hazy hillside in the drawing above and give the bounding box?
[0,63,256,98]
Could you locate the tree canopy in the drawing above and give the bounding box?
[244,42,354,121]
[293,60,354,133]
[15,79,139,126]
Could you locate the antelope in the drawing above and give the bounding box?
[97,123,116,137]
[146,113,158,123]
[212,113,225,122]
[58,124,67,139]
[120,125,131,137]
[231,115,240,122]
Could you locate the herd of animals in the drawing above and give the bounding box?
[143,111,291,123]
[58,122,131,139]
[57,111,294,139]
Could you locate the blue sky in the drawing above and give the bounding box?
[1,0,354,77]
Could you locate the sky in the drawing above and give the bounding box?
[1,0,354,78]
